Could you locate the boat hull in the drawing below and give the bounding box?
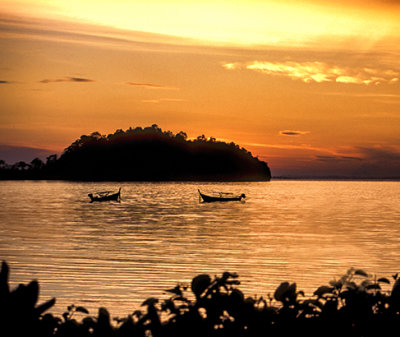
[198,189,245,202]
[88,188,121,202]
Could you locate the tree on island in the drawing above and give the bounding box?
[0,125,271,181]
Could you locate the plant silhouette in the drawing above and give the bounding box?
[1,262,400,337]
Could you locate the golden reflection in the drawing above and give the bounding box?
[1,181,400,317]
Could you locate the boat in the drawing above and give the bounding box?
[88,187,121,202]
[198,189,245,202]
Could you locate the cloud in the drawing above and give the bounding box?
[0,13,199,54]
[246,61,335,83]
[335,76,364,84]
[222,63,241,70]
[126,82,177,90]
[246,142,400,178]
[357,145,400,163]
[69,77,93,82]
[141,98,186,103]
[224,61,400,85]
[314,146,400,165]
[315,155,362,162]
[40,77,94,83]
[312,145,400,177]
[0,80,10,84]
[0,145,55,165]
[279,130,310,136]
[305,0,400,8]
[350,146,400,178]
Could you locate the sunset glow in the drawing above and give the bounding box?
[1,0,400,177]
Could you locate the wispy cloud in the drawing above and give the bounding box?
[0,13,199,54]
[141,98,186,104]
[222,63,241,70]
[40,77,94,83]
[279,130,310,136]
[224,61,400,85]
[357,145,400,162]
[249,142,400,177]
[308,145,400,177]
[126,82,178,90]
[0,80,10,84]
[315,155,362,162]
[242,142,325,153]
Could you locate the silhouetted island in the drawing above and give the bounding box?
[0,125,271,181]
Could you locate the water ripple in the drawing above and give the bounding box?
[1,180,400,317]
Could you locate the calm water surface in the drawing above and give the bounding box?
[1,180,400,317]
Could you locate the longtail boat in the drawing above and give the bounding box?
[198,189,245,203]
[88,187,121,202]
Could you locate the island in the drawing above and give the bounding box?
[0,125,271,181]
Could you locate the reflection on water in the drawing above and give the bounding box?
[1,180,400,317]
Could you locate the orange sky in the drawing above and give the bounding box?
[1,0,400,177]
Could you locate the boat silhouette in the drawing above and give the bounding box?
[198,189,245,202]
[88,187,121,202]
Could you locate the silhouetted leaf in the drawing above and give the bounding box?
[274,282,290,302]
[98,307,111,323]
[165,285,182,296]
[26,280,39,307]
[0,261,9,296]
[35,297,56,316]
[391,278,400,298]
[76,306,89,314]
[142,297,159,306]
[378,277,390,284]
[222,272,238,279]
[314,286,334,297]
[355,269,368,277]
[191,274,211,298]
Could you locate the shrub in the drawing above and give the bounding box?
[1,262,400,337]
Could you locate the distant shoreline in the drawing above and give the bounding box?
[272,176,400,181]
[0,177,271,182]
[1,177,400,182]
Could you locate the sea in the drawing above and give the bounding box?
[1,180,399,317]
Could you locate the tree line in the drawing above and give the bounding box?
[0,125,271,181]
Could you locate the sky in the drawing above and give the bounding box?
[1,0,400,177]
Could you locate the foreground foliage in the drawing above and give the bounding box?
[1,262,400,337]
